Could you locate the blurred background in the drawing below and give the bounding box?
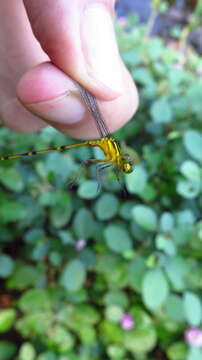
[0,1,202,359]
[116,0,202,52]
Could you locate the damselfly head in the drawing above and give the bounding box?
[121,154,134,174]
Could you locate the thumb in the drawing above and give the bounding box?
[22,0,122,99]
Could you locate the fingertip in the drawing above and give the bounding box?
[17,62,75,104]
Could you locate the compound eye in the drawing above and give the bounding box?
[124,163,133,173]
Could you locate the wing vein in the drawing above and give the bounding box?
[75,82,110,138]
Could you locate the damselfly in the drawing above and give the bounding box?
[0,83,134,185]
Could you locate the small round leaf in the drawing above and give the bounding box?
[60,260,86,292]
[183,292,202,326]
[0,309,16,333]
[73,208,95,238]
[126,165,147,194]
[0,255,14,278]
[78,180,98,199]
[104,225,132,253]
[142,269,169,309]
[95,193,119,220]
[183,130,202,162]
[132,205,157,232]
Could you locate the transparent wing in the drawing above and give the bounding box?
[76,82,110,138]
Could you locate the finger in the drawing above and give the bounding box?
[17,61,138,139]
[22,0,125,100]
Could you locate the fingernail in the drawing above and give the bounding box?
[26,91,86,125]
[81,4,123,93]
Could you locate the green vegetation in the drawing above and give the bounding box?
[1,17,202,360]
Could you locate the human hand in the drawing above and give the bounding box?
[0,0,138,139]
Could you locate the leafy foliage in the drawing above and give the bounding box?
[1,16,202,360]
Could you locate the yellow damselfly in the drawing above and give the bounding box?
[0,83,134,186]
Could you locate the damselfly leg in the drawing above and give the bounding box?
[95,162,113,192]
[67,158,111,190]
[114,167,128,196]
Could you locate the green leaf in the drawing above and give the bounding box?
[46,326,74,352]
[37,353,57,360]
[49,251,62,267]
[0,168,24,192]
[187,348,202,360]
[132,205,157,232]
[58,230,74,245]
[7,264,39,290]
[60,260,86,292]
[165,295,185,322]
[147,38,164,60]
[78,180,98,199]
[123,307,157,354]
[50,192,72,228]
[176,209,195,225]
[103,291,129,308]
[164,257,187,291]
[95,193,119,220]
[140,184,157,202]
[142,269,169,309]
[16,311,52,337]
[73,208,95,238]
[122,50,142,66]
[125,164,147,194]
[46,152,76,181]
[31,241,49,261]
[155,234,176,256]
[104,225,132,253]
[183,292,202,326]
[128,257,147,292]
[159,212,175,232]
[100,321,122,343]
[0,309,16,333]
[18,289,51,312]
[166,342,187,360]
[96,254,128,289]
[187,82,202,116]
[24,228,45,244]
[105,305,123,323]
[59,304,99,328]
[150,98,173,123]
[0,341,16,360]
[0,202,25,223]
[18,343,36,360]
[123,326,157,355]
[78,325,96,345]
[183,130,202,162]
[180,160,201,181]
[132,68,155,88]
[39,190,57,206]
[177,179,200,199]
[119,201,134,220]
[107,344,126,359]
[78,249,96,270]
[0,254,14,278]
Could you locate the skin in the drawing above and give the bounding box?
[0,0,138,139]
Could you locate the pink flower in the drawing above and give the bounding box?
[120,313,134,331]
[74,239,86,251]
[172,61,183,70]
[184,327,202,347]
[117,17,127,26]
